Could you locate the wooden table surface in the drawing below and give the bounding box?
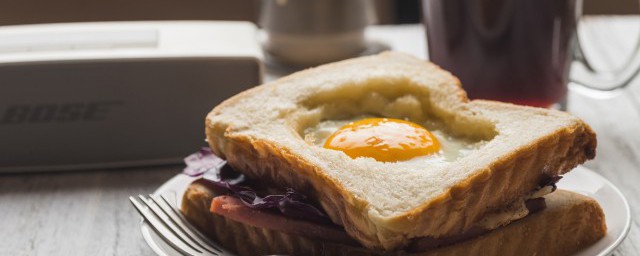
[2,18,639,256]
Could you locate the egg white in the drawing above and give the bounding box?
[304,117,485,165]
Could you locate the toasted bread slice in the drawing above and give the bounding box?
[182,184,606,256]
[205,52,596,250]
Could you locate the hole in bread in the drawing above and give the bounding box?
[293,76,497,163]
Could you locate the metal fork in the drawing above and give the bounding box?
[130,194,228,256]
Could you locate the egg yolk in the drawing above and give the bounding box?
[323,118,441,162]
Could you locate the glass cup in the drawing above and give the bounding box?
[422,0,640,108]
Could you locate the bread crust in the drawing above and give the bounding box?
[205,52,597,250]
[181,184,606,256]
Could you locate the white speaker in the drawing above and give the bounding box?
[0,21,263,172]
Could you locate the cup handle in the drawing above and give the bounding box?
[570,19,640,91]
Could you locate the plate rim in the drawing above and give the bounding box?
[582,166,632,256]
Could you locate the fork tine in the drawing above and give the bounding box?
[137,195,214,255]
[149,194,223,253]
[129,196,203,256]
[159,194,224,251]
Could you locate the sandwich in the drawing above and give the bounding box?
[181,52,605,255]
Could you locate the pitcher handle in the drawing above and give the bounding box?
[570,17,640,91]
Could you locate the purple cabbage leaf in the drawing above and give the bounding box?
[183,147,330,224]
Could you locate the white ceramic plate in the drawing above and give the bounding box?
[139,166,631,256]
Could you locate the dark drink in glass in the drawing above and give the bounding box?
[422,0,579,108]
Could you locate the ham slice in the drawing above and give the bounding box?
[211,195,548,252]
[210,195,359,245]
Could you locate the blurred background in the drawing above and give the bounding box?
[0,0,636,26]
[1,1,640,255]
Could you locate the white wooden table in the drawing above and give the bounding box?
[1,18,639,255]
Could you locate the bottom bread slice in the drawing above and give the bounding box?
[181,183,606,256]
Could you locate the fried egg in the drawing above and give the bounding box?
[305,117,483,164]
